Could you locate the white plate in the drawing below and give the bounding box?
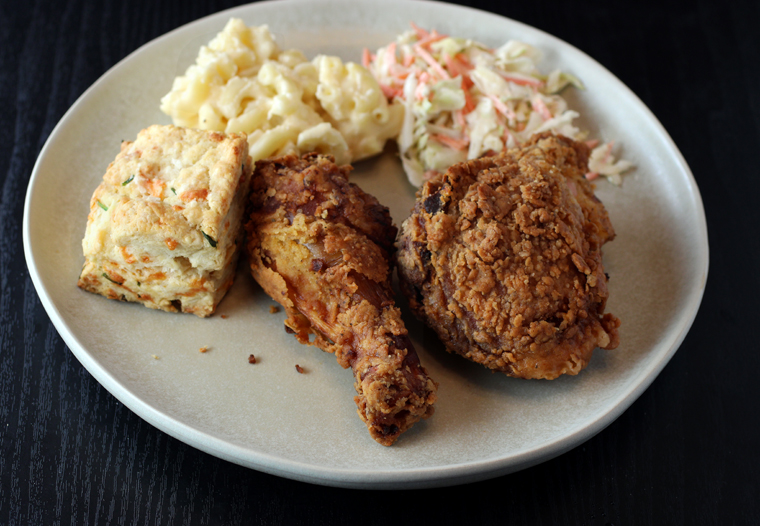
[23,0,708,489]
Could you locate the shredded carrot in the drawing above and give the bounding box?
[415,71,431,100]
[414,44,450,80]
[362,48,372,68]
[410,21,429,39]
[455,52,473,69]
[444,54,474,90]
[387,46,411,79]
[531,96,552,121]
[496,70,545,88]
[463,87,476,114]
[432,133,469,150]
[454,109,466,128]
[385,42,397,68]
[487,94,515,119]
[416,30,447,49]
[380,83,402,99]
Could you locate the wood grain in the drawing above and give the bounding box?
[1,0,758,524]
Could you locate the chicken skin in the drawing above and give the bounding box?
[396,133,620,380]
[245,153,437,445]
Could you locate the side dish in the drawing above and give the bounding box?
[78,125,251,317]
[160,18,403,166]
[365,24,632,186]
[396,133,620,379]
[245,153,437,445]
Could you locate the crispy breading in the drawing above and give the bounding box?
[396,133,620,379]
[245,153,437,445]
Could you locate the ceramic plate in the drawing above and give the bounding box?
[23,0,708,488]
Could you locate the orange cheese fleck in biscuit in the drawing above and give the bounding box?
[119,246,136,264]
[180,189,209,202]
[146,271,166,282]
[147,179,165,198]
[103,269,124,285]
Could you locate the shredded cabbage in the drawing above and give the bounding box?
[365,24,632,186]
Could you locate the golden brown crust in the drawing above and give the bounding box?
[396,133,620,379]
[78,125,251,317]
[245,153,437,445]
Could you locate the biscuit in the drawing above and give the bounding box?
[78,124,251,317]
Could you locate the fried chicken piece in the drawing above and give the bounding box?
[245,153,437,445]
[396,133,621,380]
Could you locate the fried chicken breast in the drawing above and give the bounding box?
[245,153,437,445]
[396,133,620,380]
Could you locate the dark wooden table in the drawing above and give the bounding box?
[2,0,758,523]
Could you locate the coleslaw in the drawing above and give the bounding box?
[364,24,632,186]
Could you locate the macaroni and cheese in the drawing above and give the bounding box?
[160,19,403,165]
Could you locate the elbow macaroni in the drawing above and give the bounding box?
[160,18,402,165]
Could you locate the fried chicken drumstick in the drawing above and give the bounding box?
[245,153,437,445]
[397,133,620,380]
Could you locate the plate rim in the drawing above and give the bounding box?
[23,0,709,489]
